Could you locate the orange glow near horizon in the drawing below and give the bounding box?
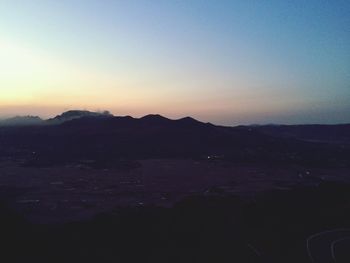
[1,1,349,125]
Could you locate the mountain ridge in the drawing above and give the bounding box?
[1,109,349,128]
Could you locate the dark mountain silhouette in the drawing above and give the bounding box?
[0,110,349,168]
[47,110,112,124]
[178,116,203,124]
[2,110,349,143]
[140,114,170,122]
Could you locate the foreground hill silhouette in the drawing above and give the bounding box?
[1,182,350,263]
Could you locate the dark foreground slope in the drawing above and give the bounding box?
[1,182,350,263]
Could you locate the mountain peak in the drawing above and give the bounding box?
[178,116,199,123]
[140,114,170,121]
[49,110,112,123]
[141,114,167,119]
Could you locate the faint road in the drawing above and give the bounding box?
[307,229,350,263]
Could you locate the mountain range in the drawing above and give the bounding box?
[0,110,349,169]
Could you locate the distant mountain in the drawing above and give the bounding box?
[59,113,211,132]
[253,124,350,144]
[140,114,171,124]
[0,116,43,126]
[138,114,207,128]
[47,110,112,124]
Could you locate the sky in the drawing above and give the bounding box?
[0,0,349,125]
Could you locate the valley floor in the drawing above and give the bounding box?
[0,159,349,223]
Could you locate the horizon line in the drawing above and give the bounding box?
[1,109,350,127]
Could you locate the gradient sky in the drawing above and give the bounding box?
[0,0,349,125]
